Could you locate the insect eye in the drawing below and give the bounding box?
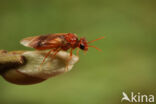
[80,44,85,50]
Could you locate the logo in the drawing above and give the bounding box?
[121,92,154,103]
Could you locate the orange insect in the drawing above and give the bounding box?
[20,33,104,71]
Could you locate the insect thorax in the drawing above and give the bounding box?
[61,33,79,50]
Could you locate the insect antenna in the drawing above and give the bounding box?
[88,45,102,52]
[87,36,104,44]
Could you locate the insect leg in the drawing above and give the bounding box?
[39,48,61,70]
[41,49,54,65]
[69,48,73,59]
[51,48,61,60]
[65,48,73,72]
[76,48,80,57]
[38,49,54,70]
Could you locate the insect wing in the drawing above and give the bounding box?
[20,36,39,48]
[20,34,63,49]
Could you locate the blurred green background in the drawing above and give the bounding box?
[0,0,155,104]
